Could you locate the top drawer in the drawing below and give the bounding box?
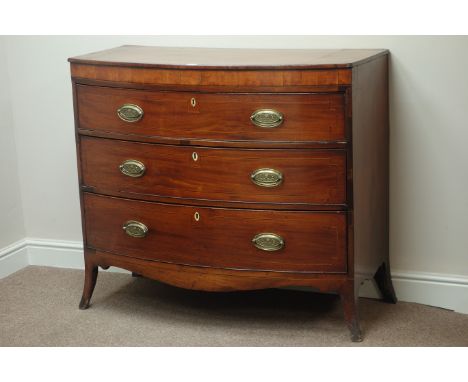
[76,85,345,143]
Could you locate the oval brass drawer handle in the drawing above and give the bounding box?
[119,159,146,178]
[251,168,283,188]
[250,109,283,128]
[117,103,144,123]
[123,220,148,238]
[252,233,284,251]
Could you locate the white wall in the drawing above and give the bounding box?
[2,36,468,281]
[0,37,25,248]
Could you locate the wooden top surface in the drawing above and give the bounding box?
[69,45,388,70]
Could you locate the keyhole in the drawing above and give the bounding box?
[194,212,200,221]
[191,98,197,107]
[192,152,198,161]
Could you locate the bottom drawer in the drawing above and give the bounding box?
[83,193,347,273]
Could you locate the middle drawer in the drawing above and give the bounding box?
[80,136,346,206]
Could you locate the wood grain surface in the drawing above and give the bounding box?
[89,249,349,292]
[71,46,393,341]
[71,64,353,87]
[80,136,346,206]
[77,85,346,143]
[84,193,347,273]
[69,45,388,69]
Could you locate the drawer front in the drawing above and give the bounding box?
[81,137,346,205]
[84,194,347,273]
[77,85,345,143]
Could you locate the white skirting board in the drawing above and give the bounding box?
[26,238,130,274]
[0,239,29,279]
[1,238,467,314]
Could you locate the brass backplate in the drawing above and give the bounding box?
[117,104,144,123]
[123,220,148,238]
[252,233,284,251]
[251,168,283,187]
[119,159,146,177]
[250,109,283,128]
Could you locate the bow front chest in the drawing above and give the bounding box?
[69,46,397,342]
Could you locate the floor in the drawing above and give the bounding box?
[0,266,467,346]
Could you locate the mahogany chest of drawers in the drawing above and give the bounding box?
[69,46,397,342]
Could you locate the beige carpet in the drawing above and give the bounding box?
[0,266,467,346]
